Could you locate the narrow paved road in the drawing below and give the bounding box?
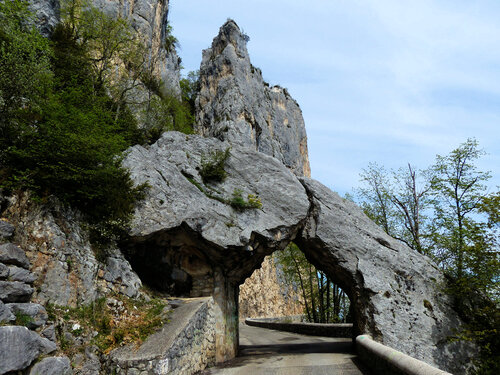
[202,324,371,375]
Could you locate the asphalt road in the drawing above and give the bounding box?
[202,324,371,375]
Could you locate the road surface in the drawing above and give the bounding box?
[202,323,371,374]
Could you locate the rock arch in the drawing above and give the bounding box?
[122,132,472,374]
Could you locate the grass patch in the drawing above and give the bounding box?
[14,311,34,327]
[48,295,169,355]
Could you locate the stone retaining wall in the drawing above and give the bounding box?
[245,317,353,338]
[109,298,216,374]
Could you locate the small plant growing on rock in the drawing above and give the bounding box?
[200,147,231,183]
[49,294,170,356]
[14,311,34,327]
[230,189,262,210]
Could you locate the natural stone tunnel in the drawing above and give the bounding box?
[120,131,474,374]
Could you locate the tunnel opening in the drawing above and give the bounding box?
[239,242,353,324]
[119,226,217,298]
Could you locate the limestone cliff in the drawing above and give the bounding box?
[239,256,303,320]
[28,0,180,92]
[196,19,309,320]
[91,0,180,92]
[196,20,311,178]
[123,131,474,373]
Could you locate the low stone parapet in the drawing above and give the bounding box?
[108,297,216,374]
[245,317,352,338]
[356,335,453,375]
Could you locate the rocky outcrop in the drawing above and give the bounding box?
[0,326,57,374]
[0,235,70,375]
[196,20,311,177]
[29,356,73,375]
[28,0,180,92]
[28,0,60,37]
[91,0,180,92]
[295,178,475,374]
[122,131,474,373]
[3,194,142,307]
[239,255,303,319]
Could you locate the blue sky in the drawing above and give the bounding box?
[169,0,500,196]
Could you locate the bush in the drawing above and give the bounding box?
[230,189,262,210]
[0,7,146,242]
[200,148,231,183]
[0,0,52,155]
[141,93,194,144]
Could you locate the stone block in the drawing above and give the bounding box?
[7,303,48,329]
[0,326,56,374]
[0,243,30,269]
[28,356,73,375]
[0,281,33,302]
[0,220,14,239]
[7,265,36,284]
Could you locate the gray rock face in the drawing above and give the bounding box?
[122,132,473,373]
[123,132,310,288]
[7,265,36,284]
[6,303,48,329]
[0,326,56,374]
[29,356,73,375]
[91,0,180,92]
[27,0,60,37]
[0,281,33,303]
[0,243,30,269]
[196,20,311,177]
[5,195,99,306]
[0,263,8,279]
[0,300,15,323]
[103,249,142,298]
[0,220,14,239]
[4,194,141,306]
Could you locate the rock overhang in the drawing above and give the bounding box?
[122,131,311,283]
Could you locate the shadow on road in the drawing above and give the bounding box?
[239,340,354,355]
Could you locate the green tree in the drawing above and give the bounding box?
[276,243,351,323]
[429,138,492,279]
[0,0,52,155]
[180,70,200,114]
[356,162,397,235]
[0,2,146,246]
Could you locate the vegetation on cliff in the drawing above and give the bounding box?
[354,139,499,374]
[0,0,196,244]
[276,243,351,323]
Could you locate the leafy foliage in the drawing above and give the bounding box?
[275,243,351,323]
[141,93,194,144]
[200,147,231,183]
[0,0,52,157]
[180,70,200,115]
[163,23,179,54]
[229,189,262,210]
[354,138,499,372]
[0,0,147,243]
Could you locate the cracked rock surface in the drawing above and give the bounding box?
[196,20,310,177]
[124,132,474,374]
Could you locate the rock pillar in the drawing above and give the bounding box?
[213,269,239,363]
